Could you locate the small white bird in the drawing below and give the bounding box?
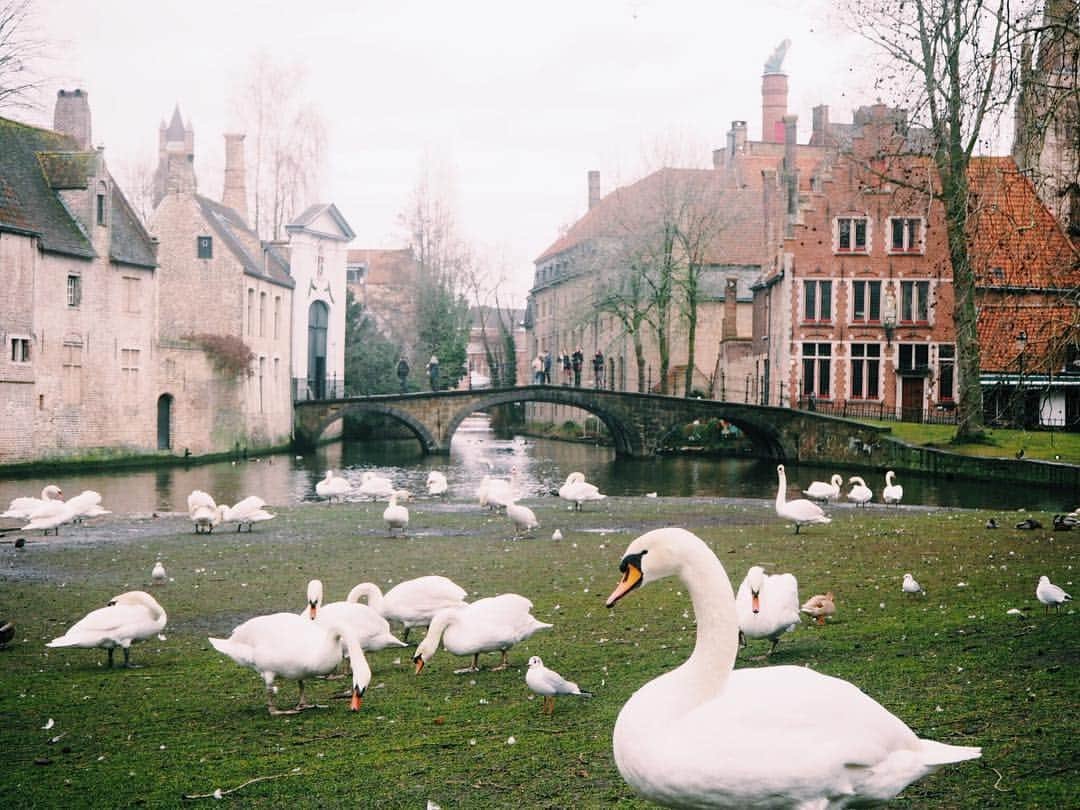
[846,476,873,507]
[551,529,563,541]
[883,470,904,506]
[426,471,448,497]
[383,492,409,536]
[526,655,593,714]
[506,500,539,538]
[902,573,924,596]
[315,470,350,504]
[1036,575,1071,613]
[151,562,167,584]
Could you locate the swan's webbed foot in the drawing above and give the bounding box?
[453,665,481,674]
[489,651,509,671]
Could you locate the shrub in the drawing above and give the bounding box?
[183,333,254,377]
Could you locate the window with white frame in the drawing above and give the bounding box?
[67,274,82,307]
[803,279,832,323]
[898,343,930,371]
[900,280,930,324]
[10,337,30,363]
[835,216,869,253]
[938,344,955,400]
[889,217,923,254]
[121,348,140,398]
[197,235,213,259]
[851,280,881,323]
[801,342,832,399]
[849,343,881,399]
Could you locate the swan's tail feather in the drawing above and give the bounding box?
[46,634,80,648]
[919,739,982,765]
[208,636,255,667]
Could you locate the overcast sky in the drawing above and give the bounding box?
[25,0,880,304]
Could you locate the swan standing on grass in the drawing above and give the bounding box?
[47,591,167,668]
[427,471,448,497]
[358,471,395,501]
[348,576,468,643]
[315,470,350,504]
[1036,576,1071,613]
[301,580,407,652]
[383,492,409,536]
[413,594,552,674]
[2,485,63,519]
[187,490,219,533]
[735,565,801,655]
[558,472,606,511]
[20,499,78,535]
[478,474,515,510]
[526,656,592,714]
[507,500,540,538]
[65,490,111,523]
[846,476,873,507]
[605,527,981,808]
[801,591,836,625]
[883,470,904,506]
[209,612,371,715]
[803,474,842,501]
[218,496,275,532]
[774,464,831,534]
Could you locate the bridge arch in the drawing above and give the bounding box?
[299,401,440,453]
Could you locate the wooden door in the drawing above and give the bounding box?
[901,378,924,422]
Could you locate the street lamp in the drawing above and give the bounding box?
[1016,330,1028,427]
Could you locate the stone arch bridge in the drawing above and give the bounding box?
[294,385,895,466]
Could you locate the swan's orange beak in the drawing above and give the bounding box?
[350,684,363,711]
[606,562,643,607]
[751,593,760,613]
[413,655,425,675]
[308,602,317,620]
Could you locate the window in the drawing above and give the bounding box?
[898,343,930,371]
[63,339,83,403]
[121,348,140,393]
[274,296,281,339]
[247,288,255,336]
[259,292,267,337]
[850,343,881,399]
[836,216,869,253]
[197,236,213,259]
[10,337,30,363]
[346,264,366,283]
[123,276,140,313]
[67,275,82,307]
[938,344,955,400]
[801,342,832,399]
[889,217,923,253]
[96,192,106,226]
[900,280,930,324]
[803,280,832,323]
[851,280,881,323]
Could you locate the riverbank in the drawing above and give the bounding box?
[2,495,1075,807]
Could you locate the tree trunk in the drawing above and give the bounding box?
[634,335,647,393]
[684,303,698,397]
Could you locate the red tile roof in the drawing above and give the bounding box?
[977,304,1078,373]
[347,248,417,286]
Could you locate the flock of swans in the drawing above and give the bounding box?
[10,459,1077,809]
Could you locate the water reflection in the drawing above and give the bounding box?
[0,415,1068,513]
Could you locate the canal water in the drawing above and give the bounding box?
[0,415,1072,515]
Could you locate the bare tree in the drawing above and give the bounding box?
[849,0,1035,441]
[230,52,326,239]
[0,0,43,112]
[113,152,157,228]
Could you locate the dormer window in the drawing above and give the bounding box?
[197,236,213,259]
[835,216,869,254]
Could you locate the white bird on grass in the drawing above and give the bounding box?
[846,476,873,507]
[883,470,904,506]
[803,473,842,501]
[903,573,924,596]
[20,499,77,535]
[301,580,407,653]
[551,529,563,541]
[426,471,448,497]
[478,474,514,510]
[526,655,593,714]
[1036,576,1071,613]
[2,485,63,519]
[187,490,219,534]
[219,496,275,532]
[559,472,606,511]
[801,591,836,625]
[151,561,167,584]
[347,576,468,643]
[47,591,167,668]
[604,527,981,808]
[315,470,350,504]
[735,565,801,655]
[65,490,111,523]
[507,500,539,538]
[383,492,409,536]
[774,464,831,534]
[358,471,395,501]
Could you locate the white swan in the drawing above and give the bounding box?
[2,484,63,519]
[413,594,552,674]
[315,470,351,504]
[526,655,592,714]
[301,580,407,651]
[801,591,836,625]
[846,476,873,507]
[358,471,395,501]
[187,490,219,534]
[151,561,167,584]
[21,499,78,535]
[47,591,167,668]
[774,464,831,534]
[559,472,606,511]
[803,474,842,501]
[883,470,904,506]
[1036,575,1071,613]
[734,565,801,655]
[383,492,409,535]
[507,500,539,538]
[209,612,371,714]
[426,470,448,497]
[478,475,514,510]
[219,495,275,532]
[605,527,981,807]
[64,490,111,522]
[348,576,468,642]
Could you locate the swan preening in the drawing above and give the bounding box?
[316,470,351,504]
[605,528,981,808]
[774,464,831,534]
[358,471,395,501]
[558,472,605,511]
[478,474,515,510]
[348,576,468,643]
[426,471,448,497]
[2,485,63,519]
[219,496,275,531]
[801,591,836,625]
[47,591,167,668]
[803,474,842,501]
[187,490,220,534]
[506,500,539,538]
[846,476,872,507]
[413,594,552,674]
[883,470,904,506]
[66,490,111,523]
[735,565,800,655]
[383,492,409,535]
[209,612,370,715]
[1036,576,1071,613]
[526,655,592,714]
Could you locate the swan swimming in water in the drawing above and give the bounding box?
[605,527,981,808]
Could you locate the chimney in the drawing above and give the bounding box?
[588,170,600,210]
[53,89,92,149]
[723,278,739,339]
[222,133,248,222]
[761,73,788,144]
[732,120,747,153]
[812,105,829,146]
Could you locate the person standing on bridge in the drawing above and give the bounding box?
[592,349,605,389]
[542,350,552,384]
[571,346,584,387]
[532,354,545,385]
[397,357,410,392]
[426,355,440,391]
[561,350,572,385]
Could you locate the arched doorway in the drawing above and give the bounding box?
[308,301,329,399]
[157,393,173,450]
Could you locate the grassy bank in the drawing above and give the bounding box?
[861,420,1080,463]
[1,496,1076,808]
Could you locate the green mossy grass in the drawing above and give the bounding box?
[1,496,1076,808]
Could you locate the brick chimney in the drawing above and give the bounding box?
[53,89,92,149]
[588,170,600,210]
[811,105,829,146]
[723,278,739,339]
[762,74,788,144]
[222,133,248,222]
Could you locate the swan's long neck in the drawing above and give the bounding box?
[346,583,382,612]
[419,608,458,659]
[775,469,787,509]
[676,543,740,703]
